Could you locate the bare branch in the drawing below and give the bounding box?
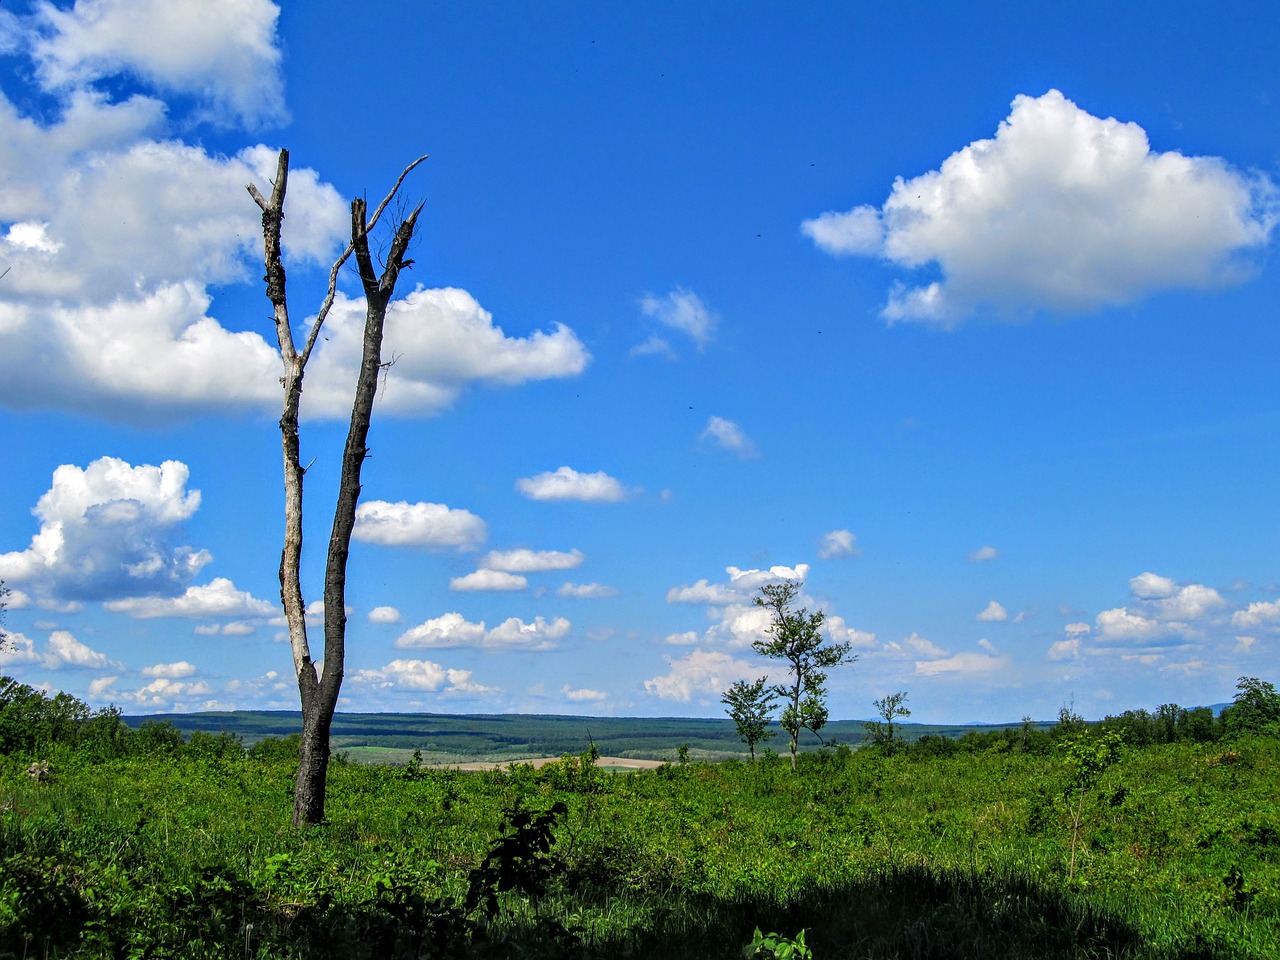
[298,155,428,367]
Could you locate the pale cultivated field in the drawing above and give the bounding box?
[426,756,666,772]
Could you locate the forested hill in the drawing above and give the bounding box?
[119,709,1046,763]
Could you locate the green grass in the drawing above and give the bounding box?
[2,738,1278,957]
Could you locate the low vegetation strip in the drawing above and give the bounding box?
[2,674,1279,957]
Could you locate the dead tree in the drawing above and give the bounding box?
[248,148,425,827]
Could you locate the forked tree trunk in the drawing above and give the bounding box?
[249,149,425,827]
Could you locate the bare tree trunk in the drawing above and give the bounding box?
[249,149,425,827]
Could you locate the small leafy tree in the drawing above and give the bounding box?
[753,580,856,771]
[863,690,910,748]
[1221,676,1280,736]
[1062,730,1122,881]
[721,676,777,760]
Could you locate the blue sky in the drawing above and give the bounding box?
[2,1,1278,723]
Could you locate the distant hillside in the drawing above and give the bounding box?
[121,710,1046,763]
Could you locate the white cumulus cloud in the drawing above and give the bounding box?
[643,649,760,702]
[0,457,211,604]
[818,530,860,560]
[368,606,401,624]
[556,582,618,599]
[481,548,583,573]
[699,416,757,458]
[353,501,487,551]
[516,467,630,502]
[804,90,1277,326]
[396,612,570,652]
[449,570,528,592]
[141,661,196,679]
[976,601,1009,623]
[30,0,288,128]
[560,685,607,703]
[105,577,274,619]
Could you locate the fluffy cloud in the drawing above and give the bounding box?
[824,615,877,649]
[44,630,114,669]
[485,616,572,651]
[804,90,1277,325]
[0,633,41,667]
[699,416,757,458]
[638,287,717,349]
[481,548,583,573]
[516,467,630,502]
[1232,600,1280,630]
[556,582,618,599]
[396,612,487,649]
[560,685,607,703]
[1048,638,1081,661]
[141,661,196,679]
[449,570,528,592]
[395,612,570,651]
[368,606,401,624]
[30,0,288,128]
[124,676,214,709]
[0,458,211,603]
[352,658,496,696]
[1094,608,1189,644]
[105,577,274,619]
[643,649,760,702]
[818,530,859,560]
[353,501,487,551]
[666,564,809,606]
[881,632,948,660]
[976,601,1009,623]
[0,25,587,423]
[1130,571,1178,599]
[300,288,589,419]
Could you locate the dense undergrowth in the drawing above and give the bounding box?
[2,675,1280,958]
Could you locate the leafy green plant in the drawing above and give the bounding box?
[1061,730,1122,881]
[744,926,813,959]
[722,677,778,760]
[752,580,856,771]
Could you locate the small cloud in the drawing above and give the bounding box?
[516,467,630,502]
[915,651,1007,677]
[639,287,717,349]
[141,661,196,679]
[976,600,1009,623]
[556,582,618,599]
[1048,638,1081,661]
[699,416,758,458]
[368,606,401,624]
[481,548,584,573]
[630,335,675,359]
[969,546,999,562]
[353,501,487,551]
[560,684,607,703]
[1130,571,1178,600]
[449,570,528,592]
[818,530,859,560]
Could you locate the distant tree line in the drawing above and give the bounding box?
[0,674,299,762]
[871,677,1280,759]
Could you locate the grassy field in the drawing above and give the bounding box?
[3,733,1279,958]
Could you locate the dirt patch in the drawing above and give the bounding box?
[427,756,666,772]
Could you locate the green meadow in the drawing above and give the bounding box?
[3,676,1279,958]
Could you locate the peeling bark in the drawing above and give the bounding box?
[249,149,426,827]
